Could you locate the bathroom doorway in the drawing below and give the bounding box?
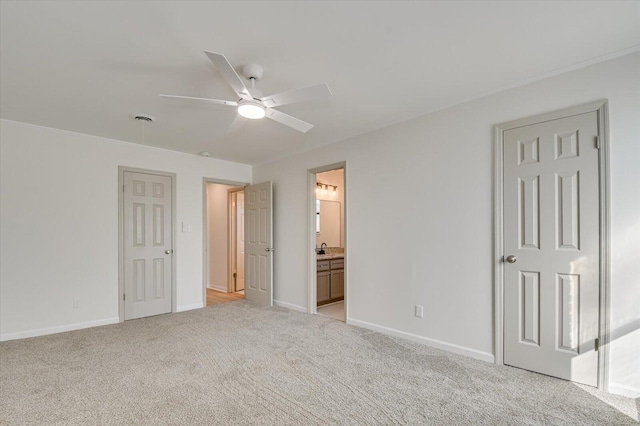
[203,179,247,307]
[308,164,346,322]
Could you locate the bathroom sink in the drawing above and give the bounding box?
[316,253,344,260]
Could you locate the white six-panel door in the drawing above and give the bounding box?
[503,112,600,386]
[244,182,273,306]
[123,171,173,320]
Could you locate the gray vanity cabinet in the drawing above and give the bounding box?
[317,270,331,303]
[317,258,344,305]
[329,269,344,299]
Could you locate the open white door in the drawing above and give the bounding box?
[244,181,273,306]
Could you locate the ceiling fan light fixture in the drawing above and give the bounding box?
[237,100,266,119]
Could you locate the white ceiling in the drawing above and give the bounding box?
[1,1,639,165]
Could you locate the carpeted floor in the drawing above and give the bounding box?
[1,301,637,425]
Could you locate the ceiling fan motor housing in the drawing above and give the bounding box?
[242,64,264,81]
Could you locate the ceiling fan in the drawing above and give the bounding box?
[160,51,332,133]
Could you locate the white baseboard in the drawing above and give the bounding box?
[609,383,640,398]
[176,303,204,312]
[318,300,344,308]
[0,317,120,342]
[347,317,495,363]
[274,299,307,313]
[208,284,227,292]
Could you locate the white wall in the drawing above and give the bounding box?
[0,121,251,340]
[206,183,229,292]
[253,53,640,396]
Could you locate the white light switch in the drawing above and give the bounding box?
[182,222,192,233]
[415,305,423,318]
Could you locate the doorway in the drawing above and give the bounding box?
[494,100,610,390]
[308,163,347,322]
[203,179,247,307]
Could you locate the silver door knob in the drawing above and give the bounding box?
[165,250,172,254]
[505,255,517,263]
[265,248,274,252]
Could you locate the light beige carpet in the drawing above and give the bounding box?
[1,301,637,425]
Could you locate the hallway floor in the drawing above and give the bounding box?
[206,288,244,306]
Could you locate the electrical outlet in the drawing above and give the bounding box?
[415,305,423,318]
[73,298,80,309]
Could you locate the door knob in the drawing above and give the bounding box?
[505,255,517,263]
[165,250,172,254]
[265,248,274,252]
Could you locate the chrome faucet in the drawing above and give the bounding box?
[319,242,327,255]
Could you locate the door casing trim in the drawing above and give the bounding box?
[307,162,347,319]
[118,166,177,322]
[493,99,610,391]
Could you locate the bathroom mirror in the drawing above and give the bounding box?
[316,200,341,247]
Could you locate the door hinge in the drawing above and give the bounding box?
[595,136,600,149]
[594,338,599,351]
[123,293,126,301]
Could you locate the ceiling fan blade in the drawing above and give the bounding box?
[261,83,332,108]
[204,51,252,100]
[160,94,237,106]
[226,115,246,135]
[265,109,314,133]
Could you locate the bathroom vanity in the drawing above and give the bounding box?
[317,255,344,305]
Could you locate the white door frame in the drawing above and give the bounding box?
[493,100,610,391]
[202,178,248,306]
[307,162,347,318]
[118,166,177,322]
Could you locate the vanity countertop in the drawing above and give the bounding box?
[316,254,344,261]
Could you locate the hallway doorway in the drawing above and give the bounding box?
[203,180,247,307]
